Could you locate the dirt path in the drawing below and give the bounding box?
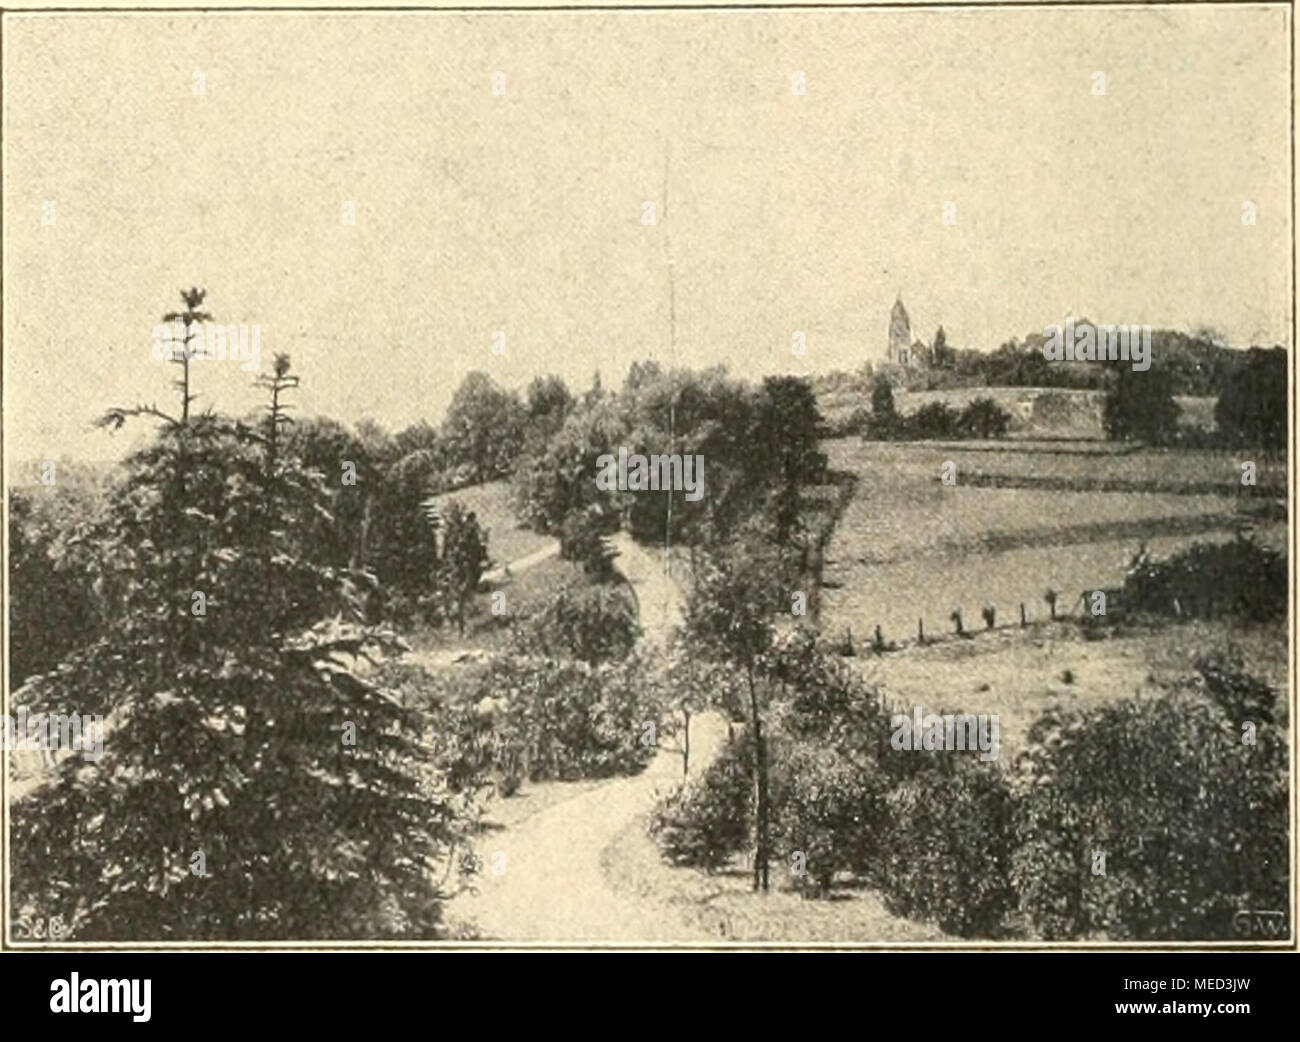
[447,712,729,942]
[443,533,727,941]
[481,541,559,585]
[608,532,683,648]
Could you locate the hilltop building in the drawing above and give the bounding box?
[887,296,932,368]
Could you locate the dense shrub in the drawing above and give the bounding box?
[1215,347,1287,450]
[860,396,1011,442]
[558,507,617,580]
[906,401,959,440]
[1103,364,1181,445]
[877,756,1017,937]
[1195,646,1284,727]
[769,740,889,896]
[955,397,1011,439]
[650,735,753,872]
[410,652,666,787]
[516,581,639,664]
[1123,536,1286,622]
[1011,686,1288,940]
[7,482,109,687]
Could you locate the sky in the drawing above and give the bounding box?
[3,6,1292,464]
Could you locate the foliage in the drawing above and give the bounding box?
[1214,347,1287,450]
[650,735,753,872]
[10,336,470,940]
[441,371,527,483]
[558,506,617,581]
[435,500,490,634]
[7,478,111,687]
[955,397,1011,439]
[511,396,628,534]
[861,395,1011,442]
[1195,646,1284,727]
[1122,536,1286,622]
[905,401,959,440]
[750,376,828,544]
[769,740,889,896]
[424,653,666,786]
[1011,686,1288,940]
[516,581,639,664]
[1102,364,1181,445]
[877,756,1017,937]
[871,376,896,418]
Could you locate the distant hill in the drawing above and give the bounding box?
[810,328,1282,404]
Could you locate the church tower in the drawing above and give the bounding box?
[888,296,912,366]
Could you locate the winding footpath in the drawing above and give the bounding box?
[445,533,730,941]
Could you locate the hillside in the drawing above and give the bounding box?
[818,385,1217,440]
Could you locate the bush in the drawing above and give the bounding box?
[769,740,888,896]
[905,401,959,440]
[1123,536,1286,622]
[1011,687,1288,940]
[956,397,1011,439]
[1215,347,1286,450]
[417,652,666,786]
[651,736,753,871]
[559,508,616,581]
[1195,646,1283,727]
[517,581,639,664]
[1103,365,1181,445]
[7,484,109,687]
[877,756,1017,937]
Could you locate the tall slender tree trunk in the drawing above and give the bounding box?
[746,663,769,892]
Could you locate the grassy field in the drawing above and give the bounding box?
[820,437,1284,645]
[826,437,1284,493]
[856,617,1287,763]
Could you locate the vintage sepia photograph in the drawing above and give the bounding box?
[1,2,1293,961]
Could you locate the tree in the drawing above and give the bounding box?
[370,448,443,612]
[559,506,617,581]
[932,326,951,368]
[1214,347,1286,450]
[518,582,639,664]
[681,537,782,891]
[285,416,375,570]
[162,287,213,426]
[1103,365,1181,445]
[12,300,472,939]
[1014,684,1286,939]
[524,374,575,447]
[436,501,490,635]
[866,376,899,440]
[751,376,827,546]
[907,401,959,440]
[441,372,526,483]
[956,397,1011,439]
[512,396,629,534]
[871,376,896,418]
